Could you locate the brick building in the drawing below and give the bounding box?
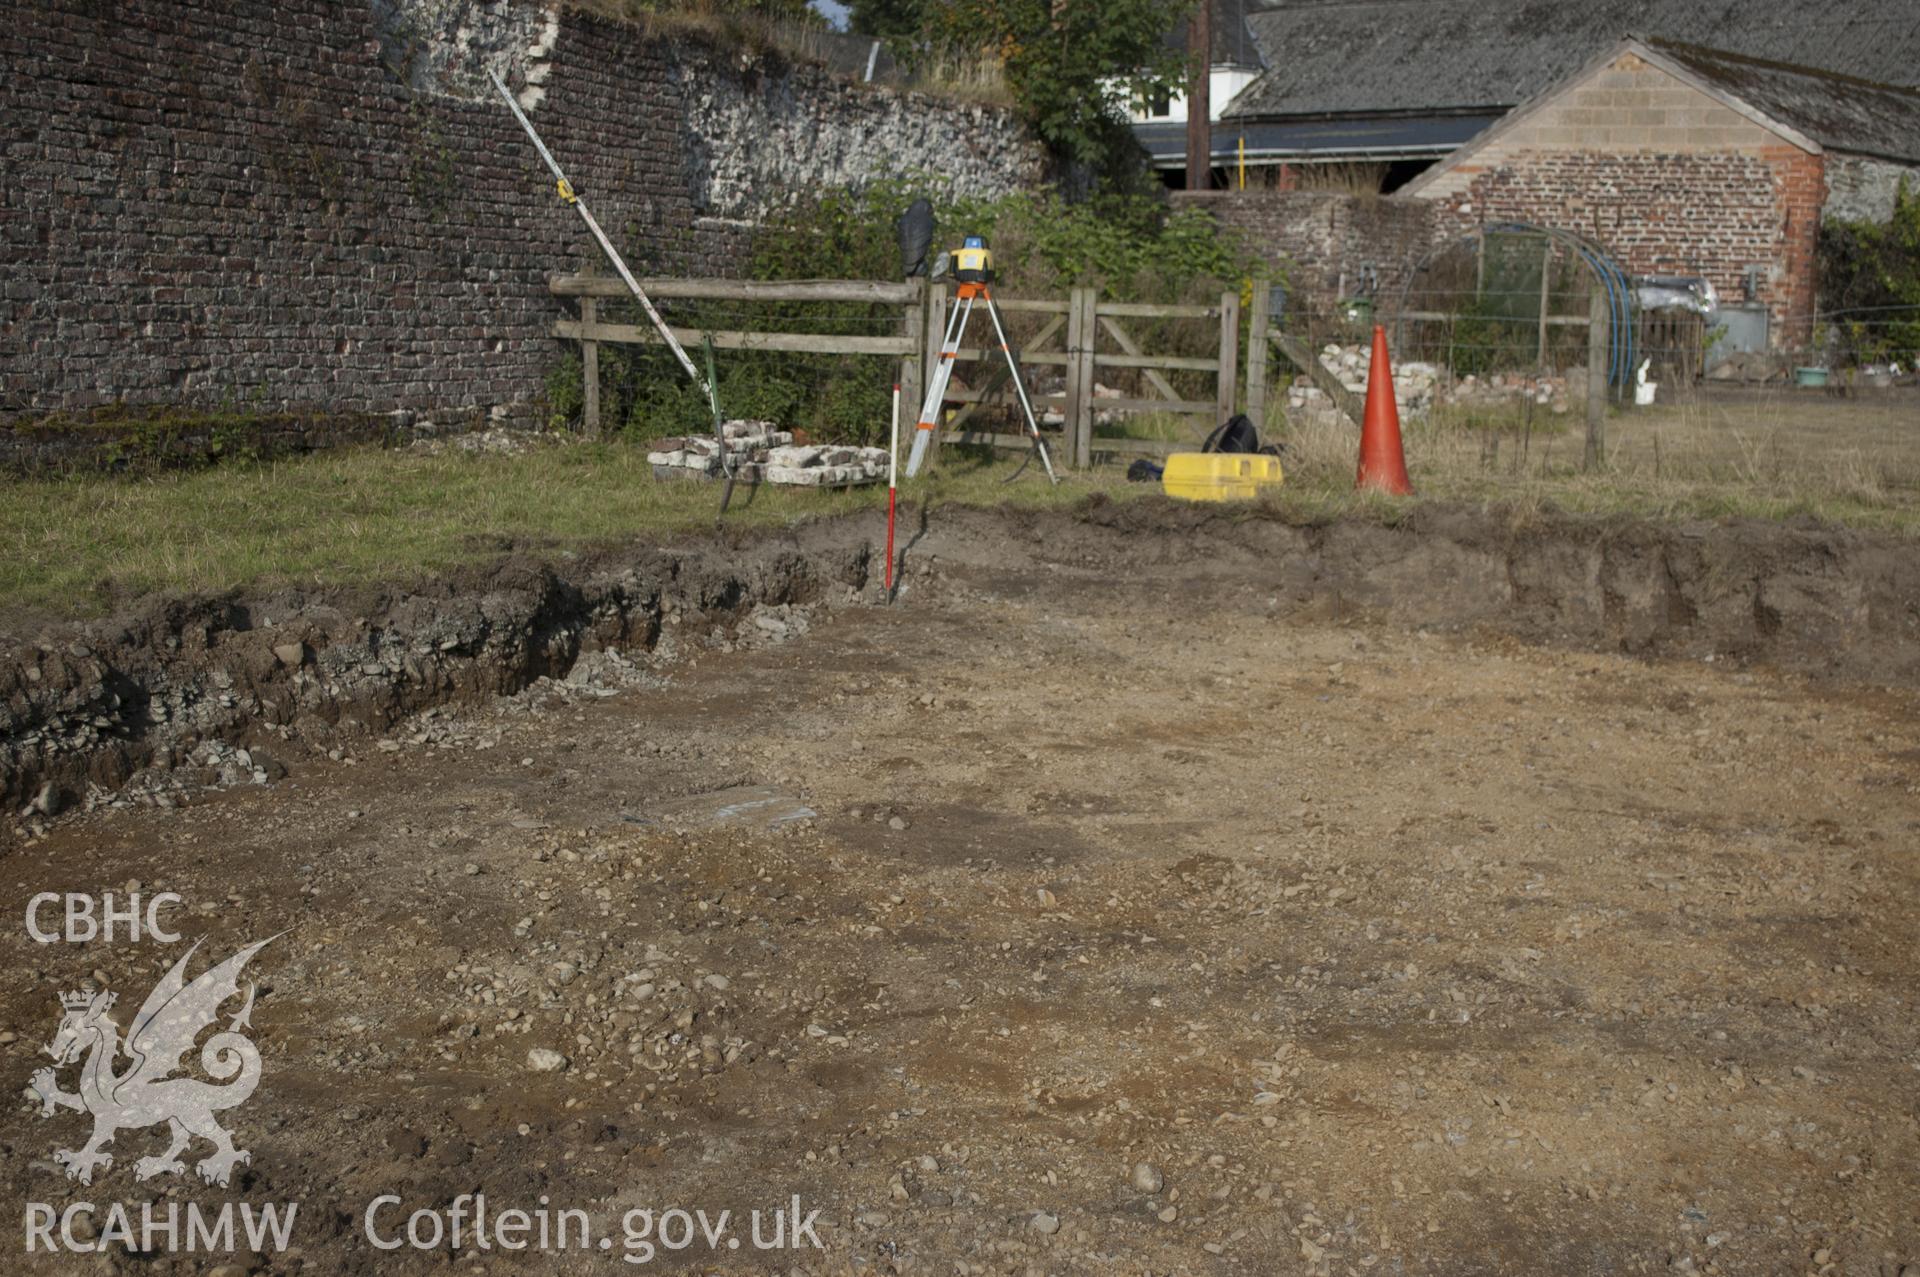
[1212,0,1920,192]
[1179,3,1920,357]
[1404,39,1920,351]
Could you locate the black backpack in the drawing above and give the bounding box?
[1200,413,1272,455]
[1128,414,1283,483]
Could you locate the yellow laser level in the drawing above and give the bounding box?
[906,233,1057,485]
[952,235,992,284]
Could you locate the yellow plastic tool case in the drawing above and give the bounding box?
[1160,452,1283,502]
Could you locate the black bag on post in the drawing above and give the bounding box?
[1200,413,1284,458]
[1200,413,1260,454]
[897,199,934,279]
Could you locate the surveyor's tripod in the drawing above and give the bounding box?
[904,282,1059,483]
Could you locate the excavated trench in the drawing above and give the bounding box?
[3,499,1914,834]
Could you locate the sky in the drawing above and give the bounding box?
[810,0,850,30]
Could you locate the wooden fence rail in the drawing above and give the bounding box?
[551,274,1240,464]
[550,274,926,438]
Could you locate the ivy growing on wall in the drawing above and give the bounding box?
[1819,177,1920,365]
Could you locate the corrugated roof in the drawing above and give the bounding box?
[1648,39,1920,165]
[1226,1,1920,119]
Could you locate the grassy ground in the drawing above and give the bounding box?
[0,442,1104,618]
[2,387,1913,619]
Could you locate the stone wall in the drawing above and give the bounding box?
[674,53,1041,224]
[0,0,1043,422]
[1173,189,1441,324]
[1825,154,1920,224]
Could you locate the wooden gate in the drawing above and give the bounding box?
[929,285,1240,466]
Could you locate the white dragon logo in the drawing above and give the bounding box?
[27,936,275,1187]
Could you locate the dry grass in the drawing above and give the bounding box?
[899,44,1012,106]
[1265,386,1920,531]
[563,1,844,76]
[561,1,1014,107]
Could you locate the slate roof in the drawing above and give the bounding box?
[1225,1,1920,119]
[1647,39,1920,165]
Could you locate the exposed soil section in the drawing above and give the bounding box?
[4,499,1917,831]
[0,510,1914,1275]
[0,528,875,829]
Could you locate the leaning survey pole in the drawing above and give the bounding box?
[489,69,732,498]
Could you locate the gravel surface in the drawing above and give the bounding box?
[1,516,1916,1275]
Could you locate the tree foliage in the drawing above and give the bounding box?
[847,0,927,41]
[927,0,1194,191]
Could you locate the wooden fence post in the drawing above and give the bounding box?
[1062,287,1086,469]
[1245,282,1270,427]
[1068,288,1097,467]
[1585,284,1608,470]
[1215,289,1240,423]
[580,297,600,438]
[900,278,924,450]
[921,282,945,467]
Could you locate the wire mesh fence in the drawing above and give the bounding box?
[1277,290,1920,400]
[1270,226,1920,408]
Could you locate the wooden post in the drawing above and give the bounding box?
[1537,238,1553,370]
[1185,0,1211,191]
[1245,282,1270,426]
[900,278,925,452]
[920,280,944,468]
[580,297,600,438]
[1065,287,1094,468]
[1081,288,1101,467]
[1215,289,1240,422]
[1585,284,1607,470]
[922,280,945,397]
[1062,287,1085,469]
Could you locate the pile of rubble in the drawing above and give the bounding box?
[1286,344,1572,424]
[646,421,889,487]
[646,420,793,481]
[1449,369,1573,412]
[763,444,891,486]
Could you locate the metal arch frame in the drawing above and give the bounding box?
[1392,222,1639,390]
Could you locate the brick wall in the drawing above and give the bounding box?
[1410,51,1825,348]
[0,0,1041,421]
[1173,189,1441,324]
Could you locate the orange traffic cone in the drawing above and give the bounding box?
[1356,324,1413,495]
